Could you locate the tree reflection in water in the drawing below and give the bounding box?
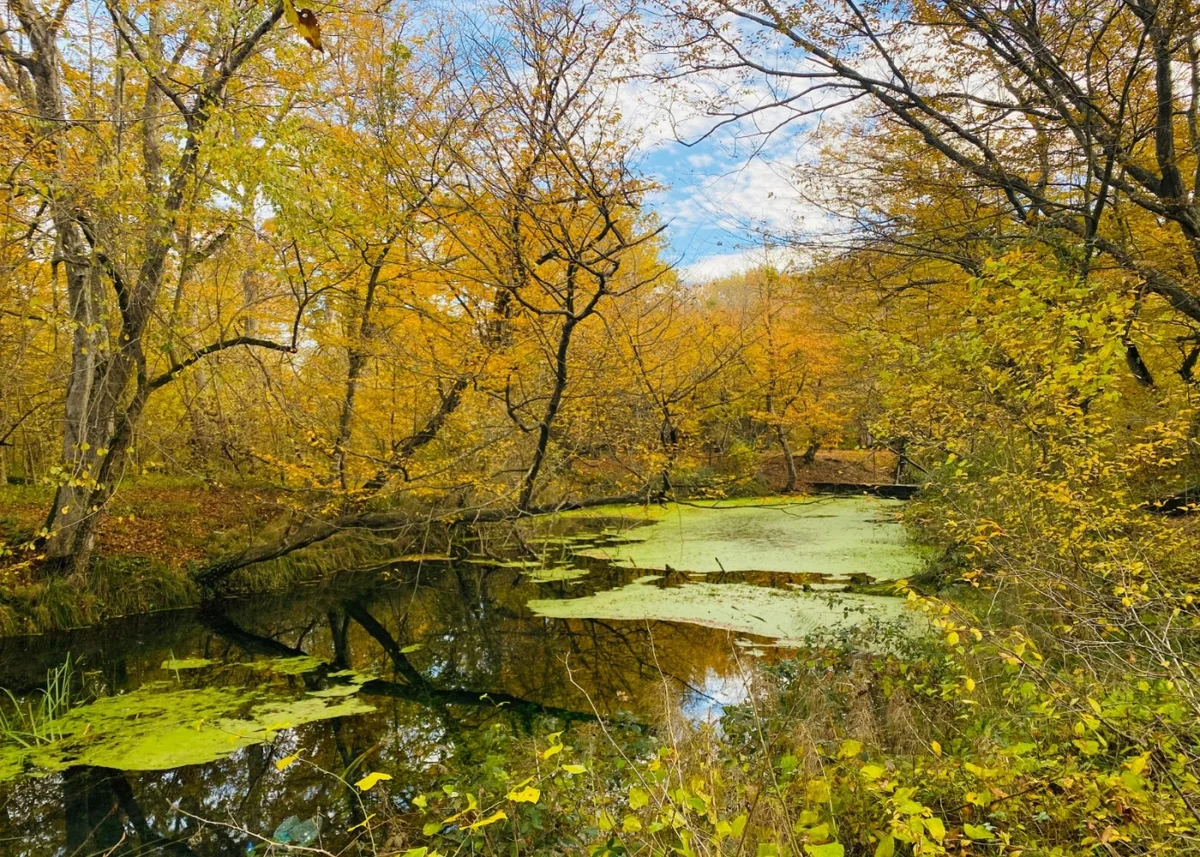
[0,562,775,855]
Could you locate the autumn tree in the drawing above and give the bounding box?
[430,0,667,513]
[653,0,1200,382]
[0,0,332,577]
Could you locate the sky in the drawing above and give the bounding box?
[613,47,839,284]
[641,135,809,282]
[619,76,805,282]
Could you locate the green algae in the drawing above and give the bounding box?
[242,655,325,675]
[571,496,923,580]
[527,576,908,645]
[0,658,375,781]
[524,567,590,583]
[161,657,215,671]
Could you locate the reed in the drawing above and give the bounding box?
[0,654,77,747]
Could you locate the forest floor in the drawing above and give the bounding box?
[0,477,283,574]
[760,448,900,489]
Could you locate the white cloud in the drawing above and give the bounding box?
[679,250,764,282]
[679,246,805,284]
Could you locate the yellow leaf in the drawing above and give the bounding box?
[507,785,540,803]
[465,809,507,830]
[413,794,428,809]
[275,752,301,771]
[541,743,563,760]
[930,741,942,757]
[562,764,586,774]
[348,813,376,832]
[355,772,393,792]
[282,0,299,25]
[925,816,946,841]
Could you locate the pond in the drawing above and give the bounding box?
[0,495,923,856]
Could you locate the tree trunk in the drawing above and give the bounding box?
[777,425,798,492]
[334,250,387,490]
[518,313,579,512]
[20,1,281,578]
[23,15,105,574]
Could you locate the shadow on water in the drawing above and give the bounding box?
[0,561,780,856]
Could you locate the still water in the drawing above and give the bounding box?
[0,496,921,856]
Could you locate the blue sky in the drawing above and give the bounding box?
[616,60,828,282]
[640,134,806,281]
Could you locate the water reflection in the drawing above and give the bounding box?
[0,562,775,855]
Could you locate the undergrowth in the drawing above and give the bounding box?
[184,598,1200,857]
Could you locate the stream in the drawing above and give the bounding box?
[0,495,923,856]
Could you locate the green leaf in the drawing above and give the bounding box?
[805,822,830,842]
[963,823,994,840]
[874,835,895,857]
[400,643,423,653]
[837,740,862,759]
[628,787,649,809]
[804,843,844,857]
[562,763,587,774]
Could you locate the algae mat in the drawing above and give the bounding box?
[573,496,923,579]
[528,577,907,645]
[0,659,373,781]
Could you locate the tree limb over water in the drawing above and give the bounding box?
[193,492,655,587]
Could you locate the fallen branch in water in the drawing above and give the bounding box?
[193,491,657,587]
